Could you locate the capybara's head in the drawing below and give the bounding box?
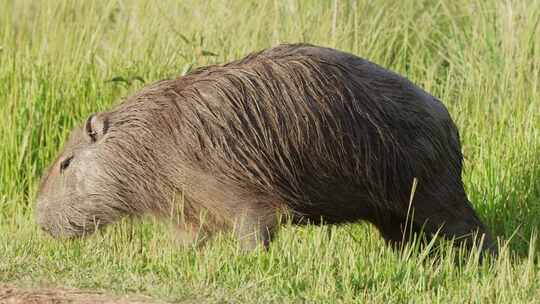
[36,113,119,238]
[35,83,184,239]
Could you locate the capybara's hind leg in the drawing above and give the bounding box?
[435,205,497,256]
[413,196,498,258]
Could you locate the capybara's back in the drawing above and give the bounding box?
[36,44,497,256]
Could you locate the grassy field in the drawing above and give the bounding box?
[1,0,539,302]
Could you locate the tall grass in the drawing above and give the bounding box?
[1,0,539,302]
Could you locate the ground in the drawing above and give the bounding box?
[0,284,169,304]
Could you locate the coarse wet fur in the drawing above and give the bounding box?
[36,43,497,256]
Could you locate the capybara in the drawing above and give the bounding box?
[36,43,497,256]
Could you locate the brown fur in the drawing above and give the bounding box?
[36,43,497,255]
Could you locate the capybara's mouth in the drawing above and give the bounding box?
[37,217,98,239]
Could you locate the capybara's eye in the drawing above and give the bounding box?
[59,156,74,173]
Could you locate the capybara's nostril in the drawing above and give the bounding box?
[39,223,53,235]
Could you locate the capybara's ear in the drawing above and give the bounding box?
[85,113,109,143]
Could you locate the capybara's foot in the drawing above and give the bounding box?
[427,216,498,260]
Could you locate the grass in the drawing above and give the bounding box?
[1,0,539,302]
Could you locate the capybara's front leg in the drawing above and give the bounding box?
[171,221,211,248]
[232,207,278,251]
